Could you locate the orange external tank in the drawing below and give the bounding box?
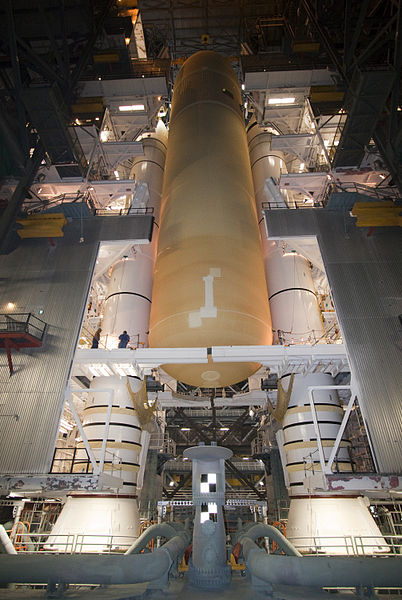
[148,51,272,387]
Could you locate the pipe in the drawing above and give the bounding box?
[239,524,301,557]
[125,523,180,554]
[0,532,190,585]
[243,547,402,588]
[0,525,17,555]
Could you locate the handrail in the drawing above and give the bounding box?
[0,530,190,585]
[238,523,301,557]
[125,522,183,555]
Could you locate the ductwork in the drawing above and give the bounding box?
[0,527,190,586]
[239,529,401,589]
[125,522,183,555]
[237,523,301,557]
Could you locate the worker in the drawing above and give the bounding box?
[91,328,102,348]
[118,330,130,348]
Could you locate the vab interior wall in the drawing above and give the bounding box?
[0,215,153,474]
[265,208,402,474]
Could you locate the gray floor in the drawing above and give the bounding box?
[0,573,392,600]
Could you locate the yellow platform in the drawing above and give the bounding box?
[16,213,67,239]
[351,201,402,227]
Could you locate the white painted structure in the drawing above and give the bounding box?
[102,123,167,349]
[247,120,386,554]
[49,376,144,552]
[264,243,325,345]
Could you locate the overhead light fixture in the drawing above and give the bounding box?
[169,481,175,487]
[118,104,145,112]
[220,427,229,431]
[181,427,190,431]
[268,97,295,105]
[100,131,109,142]
[7,302,15,310]
[114,170,120,180]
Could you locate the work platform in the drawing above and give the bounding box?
[72,344,349,381]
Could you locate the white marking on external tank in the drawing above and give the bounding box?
[189,268,221,328]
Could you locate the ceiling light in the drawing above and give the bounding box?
[7,302,15,309]
[169,481,175,487]
[268,97,295,105]
[118,104,145,112]
[100,131,109,142]
[220,427,229,431]
[242,457,249,460]
[181,427,190,431]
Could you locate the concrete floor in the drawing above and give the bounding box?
[0,573,392,600]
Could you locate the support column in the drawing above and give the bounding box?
[184,443,232,589]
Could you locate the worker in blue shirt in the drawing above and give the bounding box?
[91,328,102,348]
[118,330,130,348]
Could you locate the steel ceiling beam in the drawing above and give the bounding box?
[226,459,265,500]
[5,0,29,160]
[163,472,192,499]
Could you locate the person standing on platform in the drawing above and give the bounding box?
[118,330,130,348]
[91,328,102,348]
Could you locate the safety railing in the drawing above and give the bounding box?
[94,206,154,217]
[262,199,325,210]
[0,313,46,341]
[50,447,122,478]
[286,535,401,556]
[9,532,137,554]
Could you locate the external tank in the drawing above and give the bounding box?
[149,51,272,387]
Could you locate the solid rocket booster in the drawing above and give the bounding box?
[149,51,272,387]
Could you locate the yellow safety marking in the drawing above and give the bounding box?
[285,440,351,450]
[83,406,137,416]
[77,441,141,451]
[286,462,353,473]
[102,463,139,473]
[286,404,343,415]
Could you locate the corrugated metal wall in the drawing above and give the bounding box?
[0,215,153,474]
[265,209,402,474]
